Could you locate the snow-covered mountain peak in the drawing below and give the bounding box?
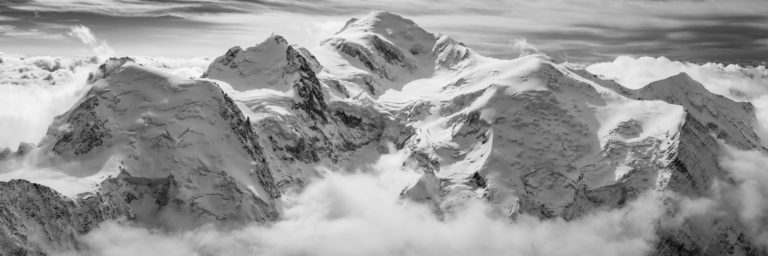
[314,11,479,97]
[334,11,434,50]
[636,72,763,150]
[203,34,321,92]
[32,62,282,229]
[641,72,707,96]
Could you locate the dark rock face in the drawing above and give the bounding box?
[87,57,134,84]
[201,47,240,79]
[325,35,419,86]
[334,110,363,127]
[0,180,121,255]
[202,35,416,192]
[331,39,379,77]
[220,92,281,200]
[254,99,406,190]
[368,35,414,71]
[98,167,279,229]
[52,96,111,156]
[287,46,328,122]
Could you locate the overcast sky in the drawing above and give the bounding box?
[1,0,767,65]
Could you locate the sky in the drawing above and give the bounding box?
[1,0,768,64]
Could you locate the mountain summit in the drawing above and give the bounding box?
[315,11,477,96]
[203,34,321,92]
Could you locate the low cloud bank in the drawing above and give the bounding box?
[64,152,667,256]
[0,24,112,150]
[0,55,95,150]
[587,56,768,101]
[720,145,768,248]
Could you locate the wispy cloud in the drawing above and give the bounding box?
[0,24,65,40]
[1,0,767,63]
[67,25,115,58]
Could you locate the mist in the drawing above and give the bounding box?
[0,56,94,150]
[63,152,666,256]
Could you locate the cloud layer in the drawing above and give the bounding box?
[65,152,666,256]
[0,24,208,150]
[0,53,95,150]
[1,0,767,64]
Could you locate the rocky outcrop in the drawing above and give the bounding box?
[0,180,120,255]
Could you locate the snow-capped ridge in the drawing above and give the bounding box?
[633,72,763,150]
[0,179,120,255]
[31,62,283,230]
[203,34,321,92]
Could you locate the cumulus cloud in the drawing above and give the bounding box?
[67,25,115,59]
[508,38,542,58]
[64,152,667,256]
[719,144,768,248]
[0,54,96,150]
[68,25,97,45]
[754,95,768,147]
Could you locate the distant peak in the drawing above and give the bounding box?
[247,34,292,53]
[669,72,692,80]
[204,33,322,91]
[366,11,412,22]
[639,71,712,98]
[338,11,423,35]
[652,72,699,87]
[87,57,135,83]
[264,34,289,47]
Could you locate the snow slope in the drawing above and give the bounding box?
[312,11,480,97]
[15,57,281,230]
[204,33,413,192]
